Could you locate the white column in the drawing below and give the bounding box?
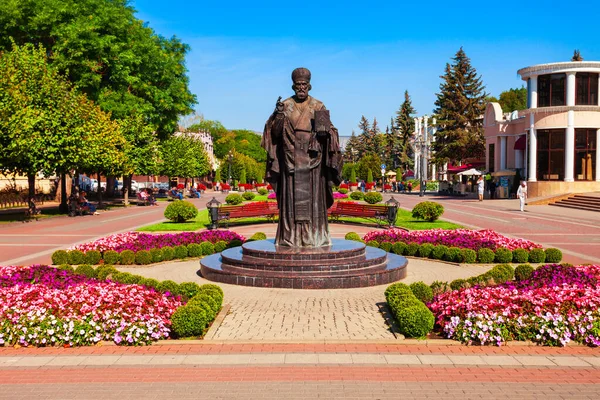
[500,136,507,170]
[432,164,436,181]
[423,116,428,181]
[565,111,575,182]
[530,76,538,109]
[443,162,448,181]
[528,114,537,181]
[566,72,576,106]
[596,129,600,181]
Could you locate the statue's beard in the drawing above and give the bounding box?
[295,90,308,101]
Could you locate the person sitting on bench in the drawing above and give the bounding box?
[170,187,183,200]
[189,186,201,198]
[79,191,99,215]
[146,188,158,206]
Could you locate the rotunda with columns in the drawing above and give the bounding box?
[484,59,600,198]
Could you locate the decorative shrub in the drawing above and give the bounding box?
[484,264,514,284]
[140,277,160,289]
[444,246,463,262]
[191,293,219,314]
[164,200,199,223]
[242,192,256,201]
[51,250,69,265]
[170,305,208,338]
[494,248,513,264]
[345,232,361,241]
[391,242,407,255]
[432,245,448,260]
[366,240,380,248]
[338,188,348,194]
[96,265,117,280]
[57,264,75,273]
[119,250,135,265]
[405,242,419,256]
[477,248,496,263]
[200,242,215,255]
[178,282,201,299]
[135,250,153,265]
[349,191,364,200]
[103,250,120,265]
[186,298,216,321]
[515,264,534,281]
[380,242,393,252]
[384,282,412,302]
[430,280,450,296]
[409,281,433,303]
[257,188,268,195]
[417,243,434,258]
[225,194,243,205]
[67,250,86,265]
[529,248,546,263]
[395,304,435,338]
[461,248,477,264]
[450,279,467,291]
[227,239,243,248]
[512,248,529,263]
[156,280,180,296]
[214,240,227,253]
[84,250,102,265]
[75,264,96,278]
[174,245,188,259]
[250,232,267,241]
[545,248,563,263]
[411,201,444,222]
[161,246,175,261]
[364,192,383,204]
[112,272,142,285]
[187,243,202,257]
[200,283,224,300]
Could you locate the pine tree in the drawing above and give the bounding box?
[432,47,487,164]
[344,130,361,162]
[395,90,417,170]
[357,115,371,155]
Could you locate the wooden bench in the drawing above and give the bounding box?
[328,202,392,227]
[217,201,278,227]
[136,192,151,206]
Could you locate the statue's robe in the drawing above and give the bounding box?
[261,95,342,247]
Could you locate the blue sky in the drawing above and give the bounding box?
[134,0,599,136]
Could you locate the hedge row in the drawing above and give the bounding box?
[384,282,434,338]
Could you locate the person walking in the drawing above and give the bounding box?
[477,175,485,201]
[517,181,527,212]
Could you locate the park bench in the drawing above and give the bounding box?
[23,198,41,222]
[217,201,278,228]
[136,192,151,206]
[328,202,393,227]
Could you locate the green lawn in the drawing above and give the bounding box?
[336,208,462,230]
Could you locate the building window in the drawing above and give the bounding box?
[538,74,566,107]
[488,143,495,173]
[575,73,599,105]
[537,129,565,180]
[575,129,596,181]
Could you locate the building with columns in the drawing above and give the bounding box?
[484,59,600,198]
[412,115,437,181]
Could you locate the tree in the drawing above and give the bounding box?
[367,169,374,183]
[432,48,487,164]
[497,87,527,112]
[159,134,210,179]
[344,131,361,162]
[356,154,382,181]
[214,169,221,183]
[239,168,247,184]
[349,165,357,184]
[395,90,417,170]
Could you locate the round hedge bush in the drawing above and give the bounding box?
[119,250,135,265]
[227,239,243,248]
[384,282,412,302]
[96,265,117,280]
[344,232,361,241]
[112,272,142,284]
[200,242,215,255]
[515,264,534,281]
[409,281,433,303]
[395,304,435,338]
[349,191,364,200]
[156,280,180,296]
[249,232,267,241]
[178,282,201,299]
[103,250,119,265]
[225,194,243,205]
[529,248,546,263]
[545,248,563,263]
[391,242,407,255]
[512,248,529,263]
[75,264,96,278]
[366,240,380,248]
[494,248,513,264]
[444,246,463,262]
[380,242,393,252]
[139,277,160,289]
[57,264,75,273]
[84,250,102,265]
[484,264,514,284]
[338,188,349,194]
[405,242,419,257]
[186,297,216,320]
[164,200,199,223]
[461,248,477,263]
[161,246,175,261]
[242,192,255,201]
[214,240,227,253]
[417,243,434,258]
[450,279,467,291]
[477,248,495,263]
[135,250,153,265]
[191,292,219,314]
[51,250,68,265]
[364,192,383,204]
[187,243,202,257]
[170,305,208,338]
[411,201,444,222]
[389,296,422,312]
[201,283,224,301]
[174,245,188,259]
[432,245,448,260]
[430,280,450,295]
[67,250,86,265]
[257,188,268,195]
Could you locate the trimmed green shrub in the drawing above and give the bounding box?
[199,288,224,307]
[545,248,563,263]
[170,305,208,338]
[103,250,119,265]
[187,243,202,257]
[512,248,529,263]
[96,265,117,280]
[51,250,69,265]
[161,246,175,261]
[344,232,361,241]
[164,200,198,223]
[139,277,160,289]
[515,264,534,281]
[227,239,243,248]
[431,245,448,260]
[364,192,383,204]
[529,248,546,263]
[494,248,513,264]
[484,264,514,284]
[84,250,102,265]
[225,193,243,205]
[57,264,75,273]
[150,248,163,263]
[477,248,496,263]
[384,282,412,302]
[409,281,433,303]
[75,264,96,278]
[191,293,219,314]
[156,280,180,296]
[214,240,227,253]
[450,279,467,291]
[411,201,444,222]
[444,246,463,262]
[178,282,201,299]
[389,296,422,312]
[186,297,216,320]
[200,242,215,255]
[417,243,434,258]
[257,188,268,195]
[200,283,224,299]
[430,280,450,296]
[391,242,407,255]
[242,191,255,201]
[380,242,393,252]
[338,188,348,194]
[249,232,267,241]
[112,272,142,284]
[461,249,477,264]
[349,191,364,200]
[67,250,86,265]
[135,250,153,265]
[366,240,380,248]
[119,250,135,265]
[405,242,419,256]
[174,245,188,259]
[395,304,435,338]
[560,262,573,267]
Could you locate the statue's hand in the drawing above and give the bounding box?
[274,96,284,114]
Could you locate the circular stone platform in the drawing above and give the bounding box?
[199,239,407,289]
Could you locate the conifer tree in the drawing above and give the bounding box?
[344,131,361,162]
[395,90,417,170]
[432,47,487,164]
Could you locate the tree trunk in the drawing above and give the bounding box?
[27,173,36,201]
[106,176,115,197]
[123,175,130,205]
[58,173,69,213]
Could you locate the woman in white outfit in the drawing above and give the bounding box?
[477,176,485,201]
[517,181,527,211]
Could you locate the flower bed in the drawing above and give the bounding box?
[333,191,348,199]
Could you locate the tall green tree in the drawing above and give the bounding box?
[344,131,361,162]
[497,87,527,112]
[432,48,487,164]
[356,154,382,181]
[159,134,210,179]
[395,90,417,170]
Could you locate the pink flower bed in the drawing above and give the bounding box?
[333,192,348,199]
[70,231,245,253]
[0,265,181,347]
[267,192,276,199]
[363,228,541,251]
[429,264,600,346]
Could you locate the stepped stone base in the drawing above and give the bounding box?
[199,239,408,289]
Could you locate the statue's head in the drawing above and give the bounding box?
[291,67,311,101]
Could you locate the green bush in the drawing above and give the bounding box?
[57,264,74,273]
[395,304,435,338]
[344,232,361,241]
[389,296,422,312]
[366,240,380,248]
[512,248,529,263]
[380,242,393,252]
[417,243,434,258]
[186,296,216,320]
[161,246,175,261]
[545,248,563,263]
[384,282,412,302]
[74,264,97,278]
[139,277,160,289]
[178,282,201,299]
[225,194,243,205]
[191,292,219,314]
[242,191,255,201]
[477,248,496,263]
[409,281,433,303]
[170,305,208,338]
[405,242,419,256]
[349,191,364,200]
[51,250,69,265]
[214,240,227,253]
[391,242,407,255]
[257,188,268,195]
[431,245,448,260]
[174,245,188,259]
[515,264,534,281]
[164,200,198,223]
[119,250,135,265]
[227,239,243,248]
[112,272,142,284]
[338,188,348,194]
[364,192,383,204]
[96,265,117,280]
[187,243,202,257]
[444,246,463,262]
[84,250,102,265]
[461,249,477,263]
[529,248,546,263]
[484,264,514,284]
[103,250,119,265]
[200,283,224,300]
[250,232,267,241]
[67,250,86,265]
[430,280,450,296]
[200,242,215,256]
[450,279,467,291]
[135,250,153,265]
[411,201,444,222]
[156,280,180,296]
[494,248,513,264]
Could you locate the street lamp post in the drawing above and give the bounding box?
[227,150,233,185]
